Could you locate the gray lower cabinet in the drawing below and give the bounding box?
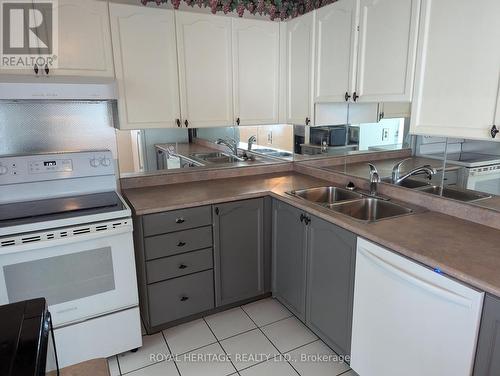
[148,270,214,327]
[213,198,267,306]
[306,215,356,358]
[272,200,308,321]
[474,294,500,375]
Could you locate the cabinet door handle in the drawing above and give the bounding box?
[305,117,311,125]
[344,92,351,102]
[178,264,187,269]
[184,120,189,128]
[236,117,240,126]
[353,92,359,102]
[177,241,186,247]
[300,213,305,222]
[34,64,39,75]
[491,125,499,138]
[44,64,49,75]
[304,216,311,225]
[215,207,219,215]
[176,119,181,128]
[175,217,185,224]
[180,296,189,302]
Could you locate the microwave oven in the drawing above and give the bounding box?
[310,126,347,147]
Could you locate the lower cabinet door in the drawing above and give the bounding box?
[474,294,500,375]
[272,200,307,321]
[213,199,266,306]
[148,270,214,327]
[306,215,356,358]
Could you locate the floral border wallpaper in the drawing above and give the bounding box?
[140,0,338,21]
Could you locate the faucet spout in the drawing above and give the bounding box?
[368,163,381,196]
[248,135,257,151]
[392,159,437,185]
[215,138,238,156]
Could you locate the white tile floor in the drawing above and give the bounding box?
[108,298,355,376]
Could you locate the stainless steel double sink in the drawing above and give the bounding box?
[287,186,414,222]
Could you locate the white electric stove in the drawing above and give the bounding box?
[0,150,142,369]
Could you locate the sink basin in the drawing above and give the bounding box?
[418,185,491,202]
[330,198,413,222]
[252,148,276,153]
[190,152,242,164]
[288,186,364,205]
[267,151,293,158]
[381,177,430,189]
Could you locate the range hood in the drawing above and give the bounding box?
[0,75,117,100]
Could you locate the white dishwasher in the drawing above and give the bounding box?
[351,238,484,376]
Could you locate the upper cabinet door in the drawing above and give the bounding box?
[53,0,114,77]
[355,0,419,102]
[176,11,234,128]
[110,4,180,129]
[232,18,280,126]
[411,0,500,140]
[286,12,314,125]
[314,0,359,103]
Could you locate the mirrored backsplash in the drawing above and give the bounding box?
[117,117,412,177]
[414,136,500,211]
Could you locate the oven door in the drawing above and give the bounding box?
[465,168,500,196]
[0,220,138,328]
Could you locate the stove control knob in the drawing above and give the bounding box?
[0,165,8,175]
[101,158,111,167]
[90,158,100,168]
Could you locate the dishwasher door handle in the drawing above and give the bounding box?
[359,247,472,308]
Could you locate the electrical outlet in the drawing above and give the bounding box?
[267,131,273,144]
[382,128,390,141]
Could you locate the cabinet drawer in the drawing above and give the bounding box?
[143,206,212,236]
[145,226,213,260]
[148,270,214,326]
[146,248,213,284]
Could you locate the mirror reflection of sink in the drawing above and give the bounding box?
[418,185,491,202]
[288,186,364,205]
[252,149,293,158]
[190,152,242,164]
[330,198,414,222]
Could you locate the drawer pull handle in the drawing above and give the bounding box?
[177,241,186,247]
[180,296,189,302]
[179,264,187,269]
[175,217,185,224]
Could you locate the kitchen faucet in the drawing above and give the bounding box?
[215,138,238,156]
[391,159,437,185]
[368,163,381,196]
[247,135,257,151]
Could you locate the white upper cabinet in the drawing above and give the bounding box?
[109,3,180,129]
[232,18,280,126]
[53,0,114,77]
[0,0,114,76]
[176,11,234,128]
[286,12,314,125]
[411,0,500,140]
[314,0,358,103]
[355,0,419,102]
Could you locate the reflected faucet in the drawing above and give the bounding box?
[248,135,257,151]
[368,163,381,196]
[215,138,238,156]
[391,159,437,185]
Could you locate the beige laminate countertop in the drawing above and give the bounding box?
[123,171,500,297]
